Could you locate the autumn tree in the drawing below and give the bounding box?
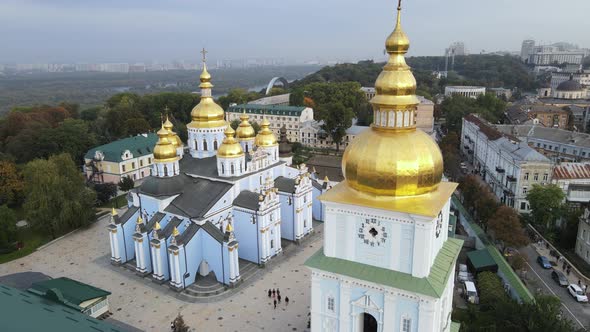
[488,206,529,249]
[474,189,499,231]
[459,175,481,211]
[23,153,96,239]
[0,161,24,206]
[172,314,190,332]
[526,184,565,230]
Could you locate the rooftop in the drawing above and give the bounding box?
[495,124,590,148]
[553,162,590,180]
[227,104,307,117]
[84,133,158,163]
[0,284,124,332]
[28,277,111,308]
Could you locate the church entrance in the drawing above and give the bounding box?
[359,312,378,332]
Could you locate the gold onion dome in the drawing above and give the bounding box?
[217,126,244,158]
[255,118,278,147]
[236,112,256,140]
[189,63,226,128]
[342,2,443,197]
[153,124,178,161]
[163,116,183,147]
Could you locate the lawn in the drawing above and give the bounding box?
[98,193,127,209]
[0,230,51,264]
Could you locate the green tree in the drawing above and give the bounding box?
[172,313,190,332]
[23,153,96,239]
[474,189,499,231]
[0,205,18,249]
[558,209,582,249]
[488,206,529,249]
[526,184,565,229]
[93,183,118,205]
[320,102,354,151]
[217,89,261,110]
[459,175,481,211]
[0,161,24,206]
[118,176,135,192]
[477,271,508,311]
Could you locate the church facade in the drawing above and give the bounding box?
[305,3,462,332]
[107,61,317,290]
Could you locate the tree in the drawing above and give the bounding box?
[0,205,18,249]
[0,161,24,206]
[557,209,582,249]
[474,190,499,231]
[459,175,481,211]
[216,89,261,110]
[93,183,118,205]
[118,176,135,192]
[172,313,190,332]
[488,206,529,249]
[526,184,565,230]
[477,271,508,311]
[23,153,96,239]
[320,102,354,151]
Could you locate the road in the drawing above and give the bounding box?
[521,245,590,329]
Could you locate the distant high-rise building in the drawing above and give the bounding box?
[521,39,535,62]
[447,41,466,56]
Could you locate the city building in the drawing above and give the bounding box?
[0,284,125,332]
[504,105,569,129]
[528,45,587,66]
[249,93,291,106]
[444,86,486,99]
[226,104,314,143]
[108,63,317,291]
[447,41,466,56]
[550,70,590,91]
[299,122,367,149]
[565,105,590,132]
[488,87,512,100]
[27,277,111,319]
[305,5,462,331]
[552,162,590,207]
[551,76,588,100]
[84,133,160,184]
[360,87,376,100]
[461,114,552,212]
[520,39,535,62]
[576,208,590,265]
[495,124,590,162]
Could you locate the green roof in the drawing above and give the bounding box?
[305,238,463,298]
[84,133,158,162]
[450,321,461,332]
[28,277,111,308]
[0,284,123,332]
[227,104,306,117]
[466,248,497,271]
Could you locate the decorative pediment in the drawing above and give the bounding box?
[351,293,380,312]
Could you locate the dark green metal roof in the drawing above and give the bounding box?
[0,284,124,332]
[466,248,497,272]
[227,104,306,117]
[84,133,158,162]
[28,277,111,307]
[305,238,463,298]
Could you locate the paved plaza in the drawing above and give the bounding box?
[0,213,322,332]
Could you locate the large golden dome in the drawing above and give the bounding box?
[188,63,226,129]
[217,126,244,158]
[236,112,256,140]
[163,116,183,147]
[255,118,278,147]
[153,125,178,162]
[342,2,443,197]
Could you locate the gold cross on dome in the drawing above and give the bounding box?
[200,47,208,63]
[397,0,402,10]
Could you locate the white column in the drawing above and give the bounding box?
[418,300,435,332]
[260,226,268,263]
[275,220,282,253]
[310,272,323,332]
[382,292,396,331]
[134,241,142,269]
[228,247,235,282]
[339,281,351,332]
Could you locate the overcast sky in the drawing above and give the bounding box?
[1,0,589,63]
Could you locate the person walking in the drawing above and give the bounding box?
[278,294,282,303]
[268,289,271,298]
[272,289,276,298]
[273,299,277,309]
[578,279,582,287]
[285,296,289,306]
[277,289,280,297]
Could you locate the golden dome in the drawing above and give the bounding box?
[136,215,143,224]
[154,221,161,231]
[188,63,226,129]
[341,2,443,197]
[163,116,183,147]
[255,118,278,147]
[172,226,180,237]
[236,112,256,140]
[217,126,244,158]
[153,125,179,162]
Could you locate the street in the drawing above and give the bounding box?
[521,245,590,329]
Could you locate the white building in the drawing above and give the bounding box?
[306,5,461,332]
[576,209,590,265]
[528,45,586,66]
[461,114,553,212]
[521,39,535,62]
[552,162,590,206]
[444,86,486,99]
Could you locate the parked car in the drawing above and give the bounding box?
[567,284,588,303]
[537,255,552,269]
[458,264,472,282]
[462,281,479,304]
[551,270,568,287]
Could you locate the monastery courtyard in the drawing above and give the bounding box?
[0,213,320,332]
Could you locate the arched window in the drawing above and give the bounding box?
[221,163,225,174]
[194,140,199,151]
[240,162,243,173]
[214,140,218,150]
[245,144,249,153]
[203,139,208,151]
[164,165,168,177]
[231,163,235,175]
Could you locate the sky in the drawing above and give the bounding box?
[1,0,589,63]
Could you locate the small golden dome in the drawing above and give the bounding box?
[136,215,143,224]
[154,125,178,162]
[172,226,180,237]
[154,221,161,231]
[217,126,244,158]
[111,207,118,216]
[188,63,226,129]
[163,116,183,147]
[236,112,256,140]
[225,223,233,233]
[341,2,444,197]
[255,118,278,147]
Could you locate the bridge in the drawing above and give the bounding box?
[265,77,289,95]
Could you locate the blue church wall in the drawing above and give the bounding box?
[394,297,419,332]
[233,209,260,264]
[137,234,152,273]
[278,193,295,241]
[182,231,203,286]
[113,227,127,262]
[350,287,385,309]
[319,278,341,318]
[153,244,170,280]
[121,213,138,263]
[312,186,323,221]
[170,246,187,288]
[200,230,230,285]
